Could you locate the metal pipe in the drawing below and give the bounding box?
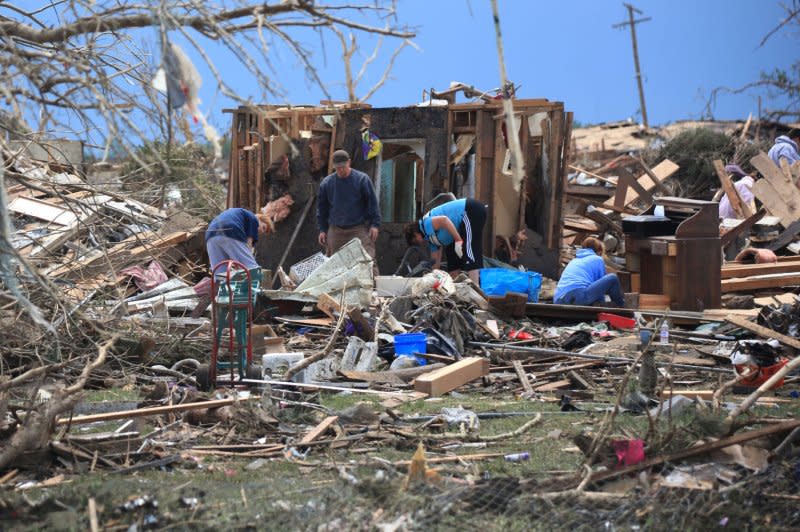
[469,341,732,374]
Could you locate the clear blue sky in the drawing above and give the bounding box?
[195,0,796,130]
[10,1,797,142]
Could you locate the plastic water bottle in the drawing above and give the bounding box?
[504,452,530,462]
[659,321,669,345]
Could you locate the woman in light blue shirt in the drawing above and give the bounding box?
[404,198,487,284]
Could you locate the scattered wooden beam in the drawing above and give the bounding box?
[721,273,800,293]
[56,398,240,426]
[88,498,99,532]
[721,261,800,279]
[316,293,341,320]
[0,469,19,485]
[725,314,800,350]
[414,357,489,396]
[513,360,534,394]
[602,159,679,210]
[299,416,339,446]
[533,379,571,392]
[751,152,800,227]
[768,219,800,252]
[714,159,751,219]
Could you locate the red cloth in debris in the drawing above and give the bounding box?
[120,261,168,292]
[612,439,645,467]
[508,329,534,340]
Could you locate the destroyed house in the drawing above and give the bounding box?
[225,97,572,279]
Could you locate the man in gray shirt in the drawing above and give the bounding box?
[317,150,381,274]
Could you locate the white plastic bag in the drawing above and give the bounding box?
[411,269,455,297]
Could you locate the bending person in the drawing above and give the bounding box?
[554,237,624,307]
[206,207,270,272]
[404,198,486,284]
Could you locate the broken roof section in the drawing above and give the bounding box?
[573,118,800,163]
[225,92,573,280]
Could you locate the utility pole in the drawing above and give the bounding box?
[613,3,651,128]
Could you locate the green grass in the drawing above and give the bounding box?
[5,386,800,531]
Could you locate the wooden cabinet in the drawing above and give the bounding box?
[624,198,721,311]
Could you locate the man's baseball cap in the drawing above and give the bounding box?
[332,150,350,168]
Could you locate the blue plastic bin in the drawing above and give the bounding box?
[479,268,542,303]
[394,332,427,366]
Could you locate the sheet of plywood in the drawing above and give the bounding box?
[8,196,78,226]
[602,159,679,208]
[414,357,489,396]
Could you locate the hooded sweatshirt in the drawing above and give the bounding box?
[719,176,755,219]
[554,248,605,302]
[768,136,800,167]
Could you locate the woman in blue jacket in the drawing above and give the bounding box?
[554,237,624,307]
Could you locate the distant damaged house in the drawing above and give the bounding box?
[225,95,572,278]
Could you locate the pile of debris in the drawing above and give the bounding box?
[4,158,207,317]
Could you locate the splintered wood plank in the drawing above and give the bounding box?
[414,357,489,396]
[725,314,800,350]
[299,416,339,445]
[480,319,501,339]
[532,379,571,392]
[721,273,800,293]
[714,159,751,218]
[721,262,800,279]
[602,159,679,208]
[751,152,800,227]
[316,293,341,320]
[767,219,800,252]
[563,216,599,233]
[513,360,534,394]
[753,292,798,307]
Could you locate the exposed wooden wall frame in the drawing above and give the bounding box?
[224,97,569,276]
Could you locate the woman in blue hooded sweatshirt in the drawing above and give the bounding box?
[554,237,624,307]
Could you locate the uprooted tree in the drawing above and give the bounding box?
[0,0,415,468]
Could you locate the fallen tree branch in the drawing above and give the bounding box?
[0,335,113,470]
